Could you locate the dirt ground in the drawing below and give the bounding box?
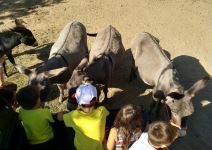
[0,0,212,150]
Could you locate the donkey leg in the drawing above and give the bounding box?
[57,84,65,102]
[149,100,157,121]
[5,52,16,76]
[3,61,8,77]
[129,56,137,82]
[129,66,137,82]
[5,52,15,65]
[103,85,108,101]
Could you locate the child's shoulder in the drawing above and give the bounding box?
[33,108,52,115]
[110,127,118,134]
[96,106,107,111]
[95,106,109,116]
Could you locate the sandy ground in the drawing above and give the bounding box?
[0,0,212,150]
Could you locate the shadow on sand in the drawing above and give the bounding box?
[170,55,212,150]
[0,0,65,20]
[105,48,154,111]
[6,43,53,76]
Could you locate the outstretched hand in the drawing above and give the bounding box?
[0,55,6,64]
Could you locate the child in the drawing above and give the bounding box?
[16,85,56,150]
[58,83,109,150]
[0,55,16,93]
[0,85,17,111]
[107,104,143,150]
[129,121,179,150]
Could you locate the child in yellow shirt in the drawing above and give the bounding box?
[58,83,109,150]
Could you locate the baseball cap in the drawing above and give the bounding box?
[75,83,97,105]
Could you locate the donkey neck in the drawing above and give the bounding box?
[0,31,22,50]
[157,68,180,95]
[36,55,67,73]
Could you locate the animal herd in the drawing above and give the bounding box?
[1,19,210,134]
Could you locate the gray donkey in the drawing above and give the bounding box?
[0,19,38,76]
[16,21,90,102]
[68,25,125,101]
[130,32,210,130]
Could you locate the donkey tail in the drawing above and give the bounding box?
[87,33,97,37]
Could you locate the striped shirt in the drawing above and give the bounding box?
[115,128,141,150]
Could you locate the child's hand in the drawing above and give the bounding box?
[57,111,69,121]
[0,55,6,64]
[57,112,64,121]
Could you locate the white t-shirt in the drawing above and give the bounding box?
[129,133,156,150]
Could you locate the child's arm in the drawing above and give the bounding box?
[57,111,69,121]
[106,127,117,150]
[57,112,64,121]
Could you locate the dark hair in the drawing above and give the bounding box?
[80,98,98,108]
[113,104,143,149]
[16,85,40,109]
[0,89,14,110]
[148,121,179,148]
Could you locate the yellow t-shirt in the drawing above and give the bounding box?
[19,108,54,145]
[63,106,109,150]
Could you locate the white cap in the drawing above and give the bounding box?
[75,83,97,105]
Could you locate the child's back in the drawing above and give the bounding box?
[129,132,156,150]
[16,85,55,150]
[19,108,54,145]
[107,104,143,150]
[62,83,109,150]
[129,121,179,150]
[64,106,109,150]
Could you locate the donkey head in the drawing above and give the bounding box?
[15,64,68,100]
[165,76,210,128]
[12,19,38,47]
[153,63,184,102]
[67,57,91,89]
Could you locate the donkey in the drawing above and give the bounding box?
[15,21,91,102]
[130,32,210,130]
[68,25,125,101]
[0,19,38,76]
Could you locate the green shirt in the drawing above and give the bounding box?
[19,108,54,145]
[63,106,109,150]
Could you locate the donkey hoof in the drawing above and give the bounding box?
[58,97,63,103]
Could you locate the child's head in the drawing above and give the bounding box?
[0,89,14,110]
[16,85,40,110]
[0,83,18,111]
[148,121,179,148]
[114,104,143,128]
[113,104,143,148]
[75,83,98,112]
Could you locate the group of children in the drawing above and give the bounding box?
[1,56,179,150]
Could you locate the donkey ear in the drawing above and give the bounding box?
[153,90,166,100]
[15,64,32,76]
[15,19,26,28]
[44,67,69,79]
[186,76,210,98]
[168,92,184,100]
